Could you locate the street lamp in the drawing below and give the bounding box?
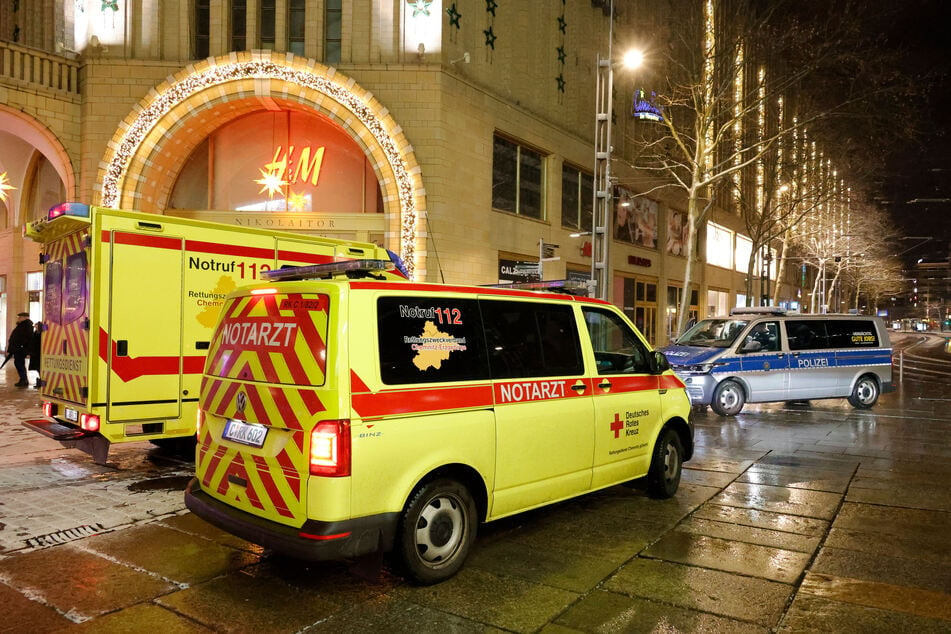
[591,3,643,299]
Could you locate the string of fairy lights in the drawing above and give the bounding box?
[99,57,421,278]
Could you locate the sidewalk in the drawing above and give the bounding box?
[1,364,950,632]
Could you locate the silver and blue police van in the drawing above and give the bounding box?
[662,308,894,415]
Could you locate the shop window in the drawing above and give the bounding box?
[735,234,753,273]
[27,271,43,323]
[231,0,247,52]
[561,164,592,232]
[492,135,545,220]
[706,222,733,269]
[194,0,210,58]
[325,0,342,63]
[667,285,699,340]
[167,110,382,214]
[707,288,730,317]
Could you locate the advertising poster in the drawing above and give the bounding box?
[666,210,689,256]
[614,187,657,248]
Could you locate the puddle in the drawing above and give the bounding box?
[127,475,192,492]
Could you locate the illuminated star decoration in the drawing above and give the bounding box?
[0,172,16,203]
[484,26,496,49]
[557,15,567,34]
[556,74,566,93]
[102,0,118,10]
[255,168,289,197]
[557,46,566,64]
[485,0,497,16]
[408,0,432,17]
[447,3,462,29]
[287,191,308,211]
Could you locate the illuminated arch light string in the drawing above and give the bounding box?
[101,59,419,277]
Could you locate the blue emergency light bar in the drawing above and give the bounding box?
[262,259,394,281]
[483,279,591,295]
[47,202,91,220]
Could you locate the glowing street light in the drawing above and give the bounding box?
[591,2,644,300]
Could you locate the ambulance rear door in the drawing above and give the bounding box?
[106,230,184,422]
[42,228,91,408]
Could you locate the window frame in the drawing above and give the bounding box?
[492,133,546,220]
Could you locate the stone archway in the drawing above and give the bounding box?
[96,51,426,278]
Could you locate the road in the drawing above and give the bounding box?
[0,333,949,632]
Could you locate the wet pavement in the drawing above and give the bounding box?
[1,339,950,633]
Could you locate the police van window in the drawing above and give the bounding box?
[785,320,830,351]
[582,308,650,375]
[480,300,583,379]
[826,320,879,348]
[377,297,490,385]
[742,321,780,352]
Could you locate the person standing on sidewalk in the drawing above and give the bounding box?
[29,321,43,388]
[6,312,33,387]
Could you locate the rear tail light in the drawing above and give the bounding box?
[80,413,100,432]
[43,401,58,417]
[310,420,351,477]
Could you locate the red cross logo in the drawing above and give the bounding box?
[611,413,624,438]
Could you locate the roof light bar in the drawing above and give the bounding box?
[47,202,90,221]
[730,307,787,316]
[262,259,394,281]
[484,280,591,295]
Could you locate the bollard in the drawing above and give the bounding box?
[899,349,903,384]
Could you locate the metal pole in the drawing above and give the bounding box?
[591,0,614,301]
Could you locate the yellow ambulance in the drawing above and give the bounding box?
[185,261,693,584]
[23,203,403,464]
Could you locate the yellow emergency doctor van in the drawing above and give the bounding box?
[185,261,693,584]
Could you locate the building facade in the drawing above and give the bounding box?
[0,0,802,349]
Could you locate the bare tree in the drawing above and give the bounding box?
[618,0,921,334]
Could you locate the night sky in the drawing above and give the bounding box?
[876,0,951,260]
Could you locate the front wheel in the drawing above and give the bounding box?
[396,478,477,585]
[711,379,746,416]
[848,375,879,409]
[647,427,684,499]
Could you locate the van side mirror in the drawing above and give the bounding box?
[649,350,670,374]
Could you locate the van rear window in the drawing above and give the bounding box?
[786,319,879,350]
[826,320,879,347]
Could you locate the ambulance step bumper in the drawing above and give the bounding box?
[22,418,92,441]
[22,419,111,465]
[185,478,400,562]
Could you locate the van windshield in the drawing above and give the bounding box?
[677,319,750,347]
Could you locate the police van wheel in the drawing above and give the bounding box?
[647,427,683,499]
[711,380,745,416]
[848,375,879,409]
[396,478,477,585]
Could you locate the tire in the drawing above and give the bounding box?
[710,379,745,416]
[847,375,879,409]
[647,427,684,499]
[396,478,477,585]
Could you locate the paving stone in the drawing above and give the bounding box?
[779,594,951,634]
[553,589,767,633]
[397,566,578,634]
[604,557,792,627]
[711,481,843,520]
[0,544,176,622]
[642,530,811,583]
[811,545,951,595]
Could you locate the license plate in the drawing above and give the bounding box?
[223,419,268,448]
[64,408,79,423]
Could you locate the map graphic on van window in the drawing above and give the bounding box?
[408,321,468,371]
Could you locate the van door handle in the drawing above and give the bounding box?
[598,380,612,389]
[571,382,587,393]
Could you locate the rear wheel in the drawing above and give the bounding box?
[848,375,879,409]
[396,478,477,585]
[647,427,684,499]
[711,379,745,416]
